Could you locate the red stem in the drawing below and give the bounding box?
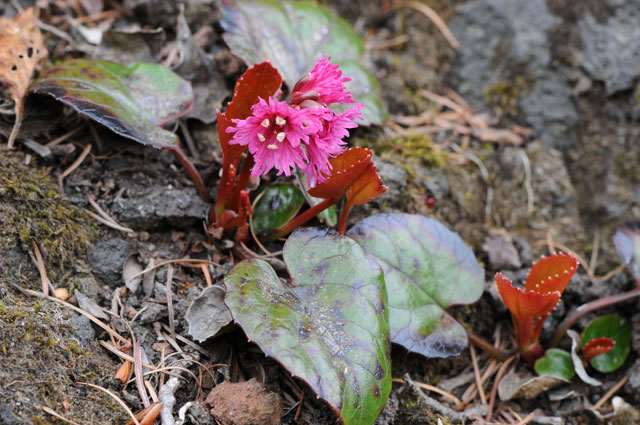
[465,327,511,361]
[337,199,353,235]
[214,157,238,219]
[230,156,254,212]
[167,146,210,203]
[550,288,640,347]
[263,197,339,241]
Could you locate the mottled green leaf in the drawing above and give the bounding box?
[581,315,631,373]
[318,204,337,227]
[30,59,193,148]
[252,184,305,233]
[221,0,387,125]
[349,213,484,358]
[224,227,391,425]
[535,349,575,380]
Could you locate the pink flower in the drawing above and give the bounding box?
[227,97,323,178]
[226,57,362,186]
[304,103,364,186]
[291,56,354,106]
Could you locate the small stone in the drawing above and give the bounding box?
[206,379,282,425]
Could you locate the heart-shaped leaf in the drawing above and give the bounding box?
[252,184,305,233]
[308,148,373,200]
[348,213,484,358]
[535,348,575,380]
[30,59,193,148]
[220,0,387,125]
[613,223,640,283]
[224,227,391,425]
[581,315,631,373]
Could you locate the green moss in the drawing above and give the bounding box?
[483,78,526,120]
[0,148,95,283]
[355,134,448,167]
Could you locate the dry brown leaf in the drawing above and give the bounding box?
[0,7,48,147]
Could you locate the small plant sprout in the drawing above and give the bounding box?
[496,253,578,363]
[581,337,615,365]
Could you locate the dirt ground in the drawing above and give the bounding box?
[1,0,640,424]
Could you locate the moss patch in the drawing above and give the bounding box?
[0,148,94,285]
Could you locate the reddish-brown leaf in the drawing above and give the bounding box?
[0,8,47,114]
[218,62,282,164]
[308,148,373,200]
[126,402,163,425]
[582,337,616,363]
[347,162,387,206]
[524,253,578,294]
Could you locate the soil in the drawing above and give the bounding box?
[1,0,640,424]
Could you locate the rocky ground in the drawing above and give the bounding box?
[1,0,640,424]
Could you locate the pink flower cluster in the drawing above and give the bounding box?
[227,57,363,186]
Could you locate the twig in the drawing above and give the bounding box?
[59,143,92,192]
[41,406,84,425]
[589,228,600,276]
[545,228,556,255]
[166,265,176,341]
[593,376,628,410]
[470,345,488,407]
[405,1,460,49]
[31,238,52,296]
[391,378,462,406]
[130,258,219,281]
[7,111,23,148]
[134,341,151,408]
[10,283,128,343]
[450,143,493,219]
[158,377,180,425]
[518,149,534,216]
[486,354,517,421]
[77,382,140,425]
[83,208,135,233]
[46,124,86,147]
[403,374,487,422]
[179,120,200,161]
[86,194,133,232]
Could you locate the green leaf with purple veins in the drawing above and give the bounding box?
[348,213,484,358]
[224,227,391,425]
[220,0,387,125]
[30,59,193,148]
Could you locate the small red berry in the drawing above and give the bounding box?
[424,196,436,209]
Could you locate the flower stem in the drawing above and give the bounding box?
[337,200,354,234]
[464,327,511,361]
[166,145,210,203]
[549,288,640,347]
[263,197,338,241]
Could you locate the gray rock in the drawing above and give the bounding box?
[68,313,96,347]
[628,358,640,392]
[579,1,640,95]
[482,235,522,270]
[136,302,168,325]
[374,160,407,204]
[185,285,233,342]
[89,238,132,287]
[111,185,209,230]
[448,0,578,150]
[1,403,21,425]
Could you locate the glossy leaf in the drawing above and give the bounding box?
[218,61,283,164]
[221,0,387,125]
[347,162,387,207]
[252,184,305,233]
[496,273,560,353]
[613,223,640,283]
[31,59,193,148]
[224,227,391,425]
[534,348,575,380]
[525,253,579,294]
[581,315,631,373]
[348,213,484,358]
[318,204,337,226]
[308,148,373,200]
[582,337,615,364]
